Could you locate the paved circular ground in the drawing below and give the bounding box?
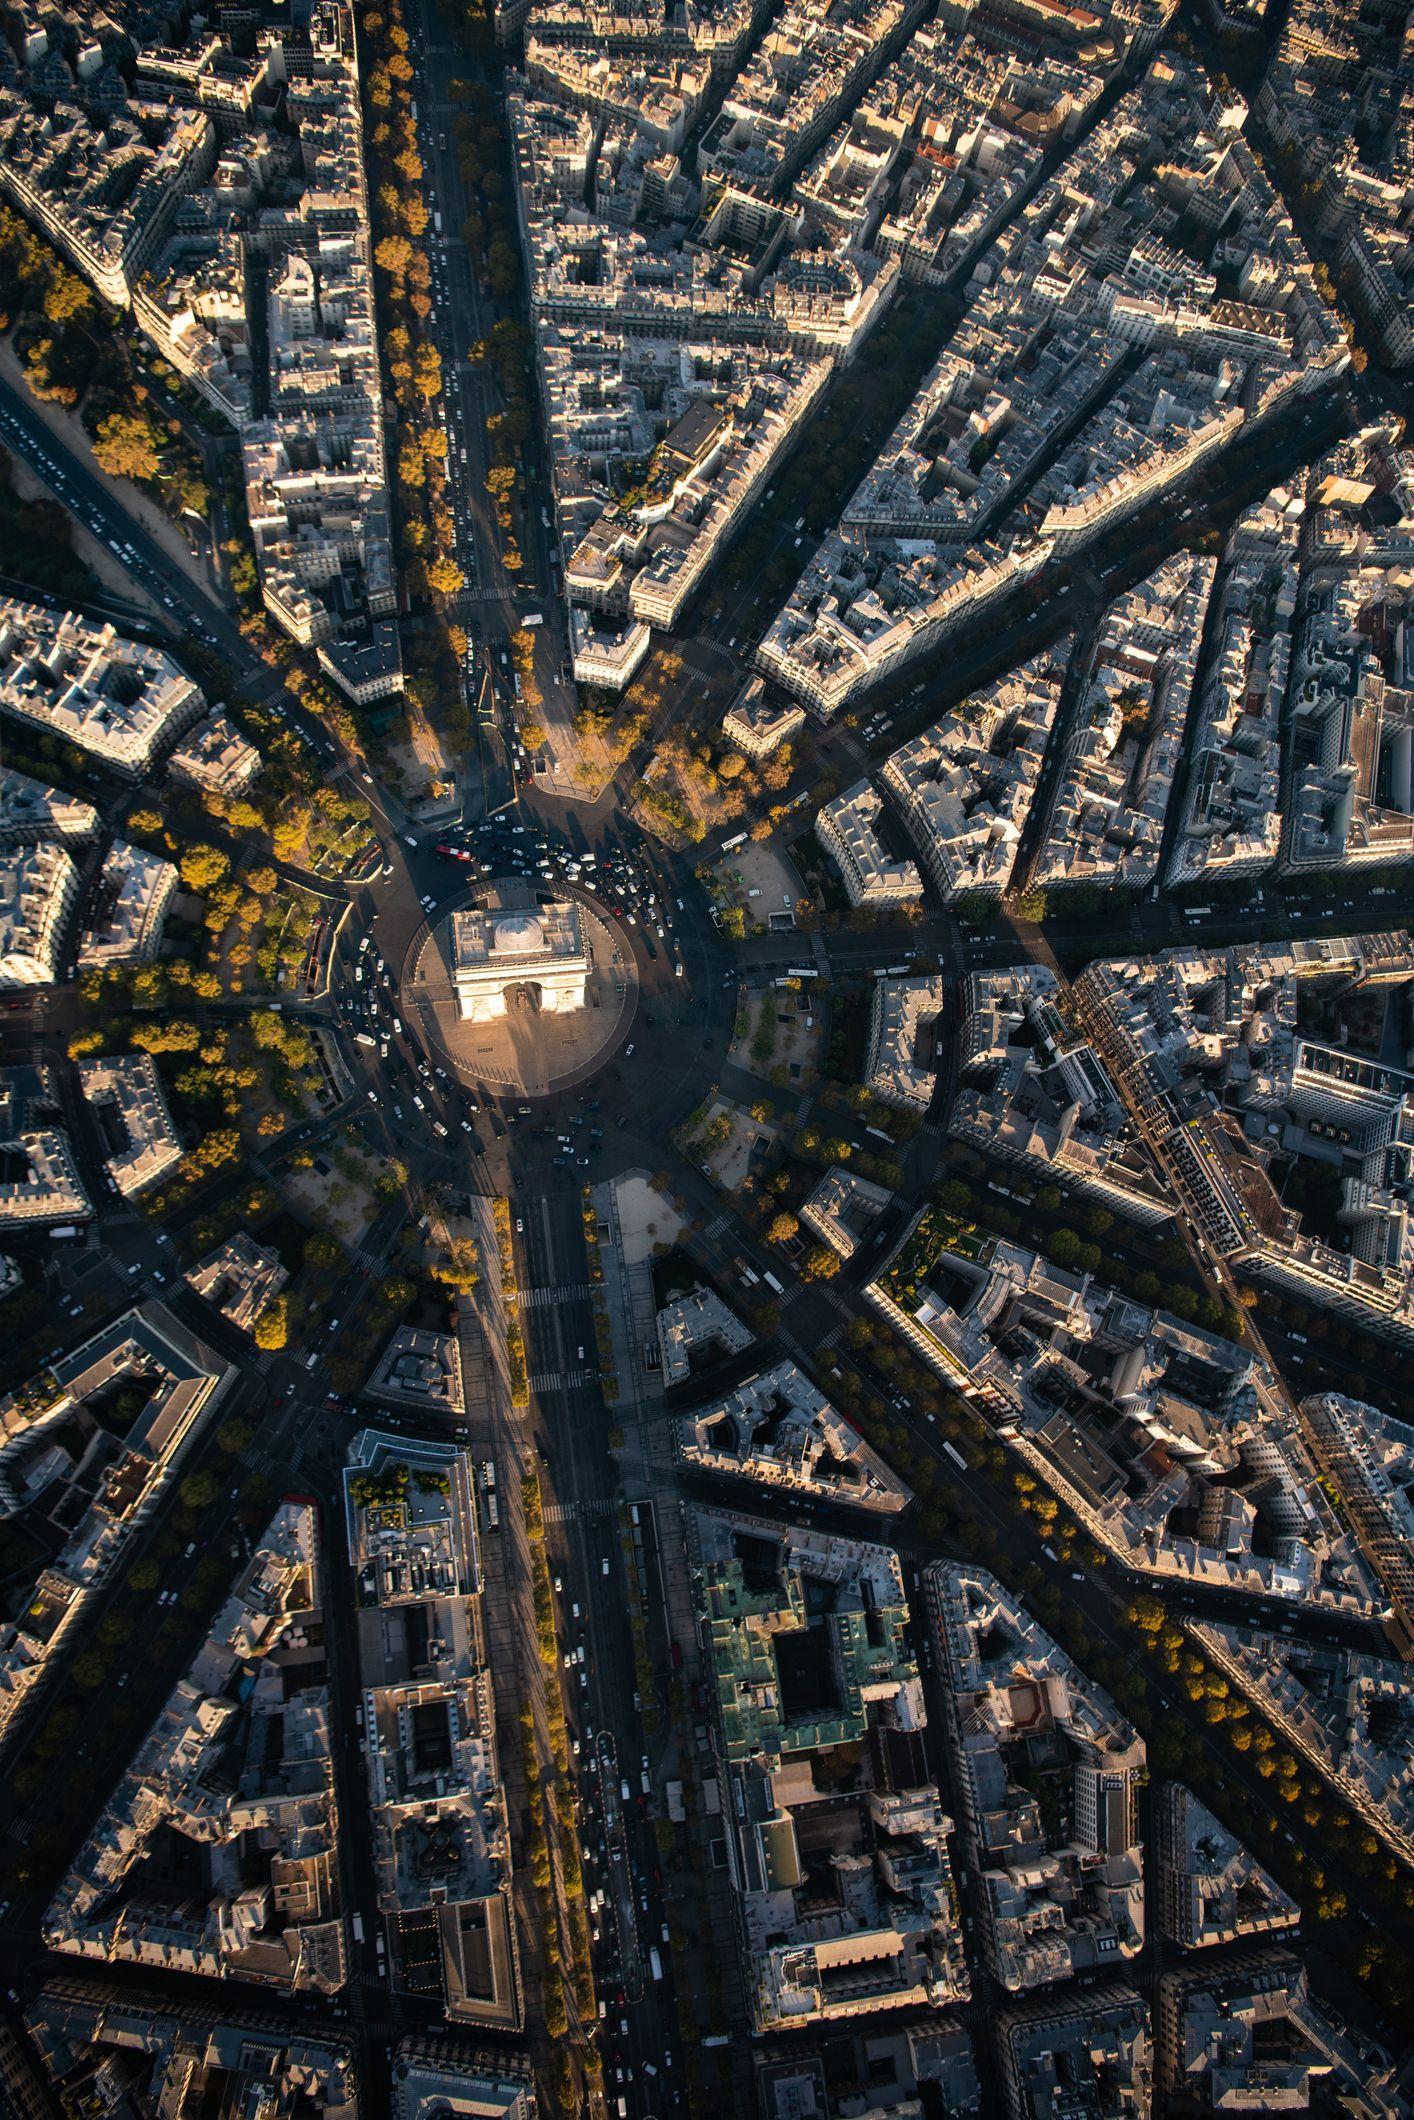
[407,878,637,1096]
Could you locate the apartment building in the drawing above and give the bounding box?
[679,1359,912,1509]
[0,841,79,988]
[696,1507,968,2034]
[866,975,945,1111]
[881,649,1063,901]
[44,1500,345,1991]
[927,1561,1146,1993]
[0,601,206,778]
[78,1054,184,1198]
[1031,552,1215,892]
[816,782,922,908]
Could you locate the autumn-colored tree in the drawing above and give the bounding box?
[92,409,163,485]
[374,233,413,277]
[427,554,465,598]
[179,844,231,892]
[254,1294,289,1351]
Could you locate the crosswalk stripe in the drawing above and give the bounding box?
[519,1284,590,1308]
[544,1498,617,1523]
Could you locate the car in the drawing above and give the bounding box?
[516,1217,524,1233]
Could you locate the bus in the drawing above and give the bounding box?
[721,830,748,853]
[942,1440,969,1472]
[351,1913,365,1944]
[649,1947,664,1982]
[786,966,819,980]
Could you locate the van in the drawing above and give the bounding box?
[601,1556,610,1577]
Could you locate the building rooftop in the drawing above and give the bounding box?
[44,1500,345,1995]
[25,1985,358,2120]
[1157,1783,1299,1949]
[343,1429,520,2031]
[927,1560,1146,1991]
[681,1358,912,1510]
[0,600,205,776]
[366,1327,466,1416]
[657,1282,754,1387]
[78,1052,183,1197]
[696,1506,967,2033]
[184,1231,288,1335]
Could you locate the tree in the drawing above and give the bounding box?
[43,272,93,326]
[427,554,465,598]
[374,233,414,277]
[430,1238,480,1294]
[91,409,162,486]
[179,844,231,892]
[767,1211,798,1245]
[254,1295,289,1351]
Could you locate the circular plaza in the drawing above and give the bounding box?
[407,879,637,1096]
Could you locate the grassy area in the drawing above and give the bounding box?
[0,446,94,601]
[493,1197,529,1406]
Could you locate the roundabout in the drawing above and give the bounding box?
[406,876,639,1097]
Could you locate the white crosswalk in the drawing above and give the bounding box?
[519,1283,590,1308]
[529,1366,599,1393]
[705,1213,731,1239]
[544,1497,618,1524]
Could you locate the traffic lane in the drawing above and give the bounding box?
[516,1199,683,2066]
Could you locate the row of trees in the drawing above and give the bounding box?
[360,0,464,621]
[935,1171,1246,1338]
